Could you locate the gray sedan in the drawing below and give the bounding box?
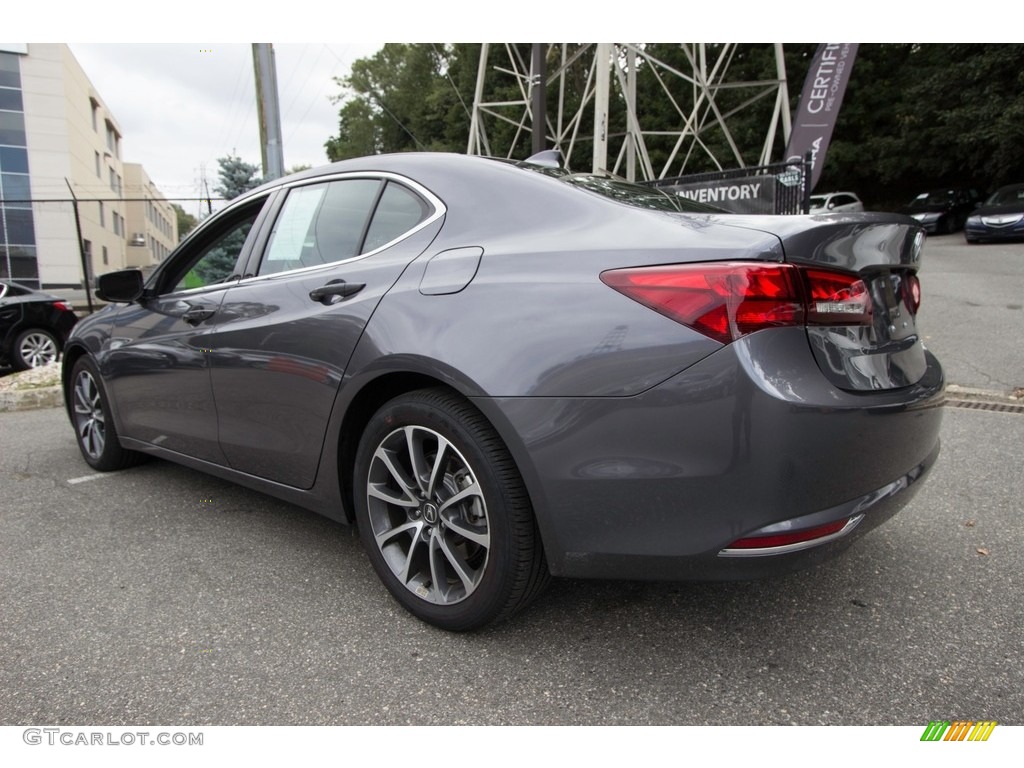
[62,153,943,630]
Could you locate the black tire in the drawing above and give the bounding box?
[69,357,146,471]
[353,388,549,631]
[12,328,60,370]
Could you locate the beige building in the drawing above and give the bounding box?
[0,43,177,291]
[123,163,177,268]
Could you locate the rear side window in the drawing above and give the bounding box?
[260,179,432,278]
[363,182,432,253]
[260,179,381,276]
[258,178,432,276]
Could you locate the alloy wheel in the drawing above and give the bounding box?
[18,331,58,367]
[365,425,490,606]
[73,369,106,460]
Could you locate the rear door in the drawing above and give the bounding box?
[204,173,444,488]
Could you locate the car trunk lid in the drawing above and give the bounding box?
[718,213,928,392]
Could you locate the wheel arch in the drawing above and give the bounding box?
[60,342,90,416]
[333,368,552,557]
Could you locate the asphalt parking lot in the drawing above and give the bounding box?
[1,235,1022,726]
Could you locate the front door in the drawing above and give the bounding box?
[102,197,271,463]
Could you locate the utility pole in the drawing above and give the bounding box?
[252,43,284,181]
[65,179,94,314]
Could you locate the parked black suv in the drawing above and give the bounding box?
[0,280,78,370]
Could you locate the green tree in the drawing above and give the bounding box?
[190,154,262,284]
[807,44,1024,208]
[326,43,473,161]
[215,154,262,200]
[171,203,197,241]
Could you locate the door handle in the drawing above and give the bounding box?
[309,280,365,305]
[182,306,216,325]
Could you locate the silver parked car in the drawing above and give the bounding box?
[809,191,864,213]
[63,153,943,630]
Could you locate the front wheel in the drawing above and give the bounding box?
[353,389,548,631]
[70,357,146,471]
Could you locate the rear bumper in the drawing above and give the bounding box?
[481,327,944,580]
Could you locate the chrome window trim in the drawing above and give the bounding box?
[237,171,446,285]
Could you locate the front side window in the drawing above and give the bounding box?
[164,204,264,293]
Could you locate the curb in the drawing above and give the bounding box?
[944,384,1023,405]
[0,384,63,412]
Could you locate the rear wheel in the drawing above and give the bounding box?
[354,388,548,631]
[12,328,59,370]
[70,357,145,471]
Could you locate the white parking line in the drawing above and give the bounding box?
[67,473,109,485]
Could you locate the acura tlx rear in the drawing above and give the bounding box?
[418,178,944,582]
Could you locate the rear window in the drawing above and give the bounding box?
[520,164,723,214]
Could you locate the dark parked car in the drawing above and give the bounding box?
[62,153,943,630]
[964,184,1024,243]
[0,280,78,370]
[902,188,982,234]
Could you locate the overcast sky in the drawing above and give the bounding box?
[69,43,382,214]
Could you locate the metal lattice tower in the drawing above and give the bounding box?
[467,43,793,182]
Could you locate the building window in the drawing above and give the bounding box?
[0,87,24,112]
[102,246,108,265]
[109,168,117,192]
[95,151,101,177]
[112,212,120,236]
[105,120,119,156]
[90,98,99,131]
[98,201,104,227]
[0,110,27,146]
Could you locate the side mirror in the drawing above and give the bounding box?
[827,202,835,209]
[95,269,144,303]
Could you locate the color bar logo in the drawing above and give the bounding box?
[921,720,997,741]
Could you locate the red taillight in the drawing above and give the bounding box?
[803,269,871,325]
[53,301,74,312]
[600,262,873,344]
[726,519,850,549]
[902,274,921,314]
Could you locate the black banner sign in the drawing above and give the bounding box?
[784,43,858,192]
